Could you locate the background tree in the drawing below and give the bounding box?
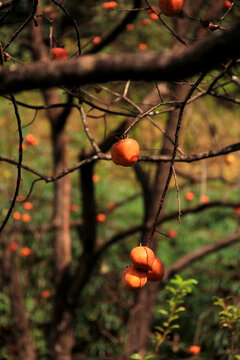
[0,0,240,359]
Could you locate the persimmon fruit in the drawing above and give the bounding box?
[126,23,134,31]
[20,247,31,257]
[122,266,148,291]
[130,245,155,271]
[158,0,183,16]
[13,211,21,220]
[185,192,195,201]
[23,202,33,210]
[25,133,38,146]
[224,1,232,9]
[96,213,106,223]
[111,138,139,166]
[70,204,78,213]
[41,290,50,299]
[102,1,118,9]
[225,154,235,165]
[201,195,209,204]
[9,242,18,252]
[138,43,148,50]
[92,36,102,45]
[147,256,164,281]
[51,47,69,60]
[150,13,159,20]
[22,213,31,223]
[189,345,201,355]
[168,229,177,239]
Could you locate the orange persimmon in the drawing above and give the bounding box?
[25,133,38,146]
[9,242,18,252]
[41,290,51,299]
[96,213,106,223]
[147,256,164,281]
[13,211,21,220]
[158,0,183,16]
[51,47,69,60]
[22,213,31,223]
[168,229,177,239]
[122,266,148,291]
[189,345,201,355]
[20,247,31,257]
[130,245,155,271]
[23,202,33,210]
[111,138,140,166]
[224,1,232,9]
[185,192,195,201]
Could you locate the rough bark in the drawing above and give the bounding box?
[30,7,73,360]
[1,236,37,360]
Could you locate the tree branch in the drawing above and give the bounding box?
[1,23,240,93]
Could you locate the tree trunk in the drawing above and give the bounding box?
[2,236,37,360]
[30,7,73,359]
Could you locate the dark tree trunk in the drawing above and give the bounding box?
[30,7,73,359]
[2,236,37,360]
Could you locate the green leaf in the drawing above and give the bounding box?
[175,307,186,313]
[157,309,168,316]
[170,324,180,329]
[144,355,154,360]
[155,326,164,333]
[130,354,142,360]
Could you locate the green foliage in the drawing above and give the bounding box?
[214,296,240,358]
[154,275,198,352]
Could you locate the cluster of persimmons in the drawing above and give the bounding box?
[122,245,164,291]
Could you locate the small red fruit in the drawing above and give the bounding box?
[9,242,18,252]
[92,36,102,45]
[41,290,50,299]
[146,6,159,13]
[44,6,57,20]
[22,213,31,223]
[13,211,21,220]
[111,138,140,167]
[189,345,201,355]
[225,154,235,165]
[185,192,195,201]
[224,1,232,9]
[168,229,177,239]
[149,13,159,20]
[96,213,106,223]
[140,18,151,26]
[92,174,100,183]
[147,256,164,281]
[16,195,24,202]
[20,247,31,257]
[102,1,118,9]
[108,202,116,210]
[201,195,209,204]
[25,133,38,146]
[23,202,33,210]
[233,207,240,216]
[51,47,69,60]
[130,245,155,271]
[122,266,148,291]
[158,0,183,16]
[126,23,134,31]
[70,204,78,213]
[138,43,148,50]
